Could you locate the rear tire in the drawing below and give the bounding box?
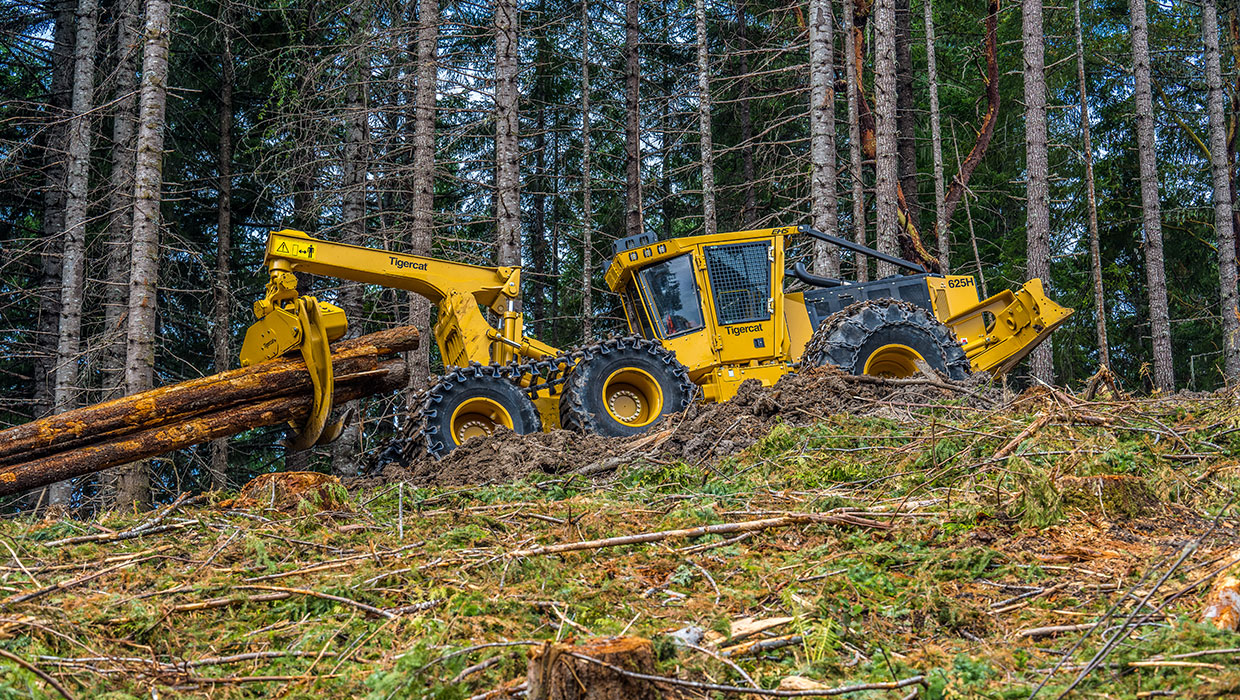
[802,299,971,380]
[420,363,542,458]
[560,337,696,437]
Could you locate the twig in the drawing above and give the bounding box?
[0,648,77,700]
[237,585,394,619]
[563,651,925,696]
[1,555,160,607]
[506,513,888,559]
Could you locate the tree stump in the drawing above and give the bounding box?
[1058,474,1157,518]
[526,636,661,700]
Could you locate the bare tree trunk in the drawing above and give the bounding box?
[1074,0,1109,369]
[581,0,594,340]
[495,0,521,268]
[407,0,438,402]
[695,0,716,235]
[844,0,867,282]
[873,0,899,277]
[332,25,369,477]
[1205,0,1240,382]
[809,0,840,276]
[209,1,234,491]
[102,0,140,404]
[923,0,947,272]
[1129,0,1175,391]
[118,0,173,508]
[46,0,101,505]
[1024,0,1053,383]
[623,0,644,239]
[35,0,77,424]
[738,2,757,226]
[894,0,918,230]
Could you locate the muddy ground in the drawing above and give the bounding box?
[359,366,1001,488]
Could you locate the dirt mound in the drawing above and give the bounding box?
[363,366,998,488]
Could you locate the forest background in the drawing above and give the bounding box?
[2,0,1239,507]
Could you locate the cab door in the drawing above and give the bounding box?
[702,241,779,364]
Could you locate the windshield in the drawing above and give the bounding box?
[638,254,705,338]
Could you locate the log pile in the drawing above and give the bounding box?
[0,326,419,498]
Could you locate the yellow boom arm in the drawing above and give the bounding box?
[240,229,560,447]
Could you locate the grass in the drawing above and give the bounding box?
[1,386,1238,698]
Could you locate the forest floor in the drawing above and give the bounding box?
[2,370,1240,699]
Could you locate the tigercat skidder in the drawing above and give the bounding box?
[240,225,1072,458]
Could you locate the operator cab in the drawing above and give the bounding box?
[604,228,787,387]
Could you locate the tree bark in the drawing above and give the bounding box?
[209,0,234,491]
[1205,0,1240,382]
[0,362,410,500]
[894,0,918,231]
[118,0,173,508]
[581,0,594,340]
[873,0,899,277]
[695,0,717,236]
[102,0,140,404]
[1024,0,1053,383]
[527,637,660,700]
[34,0,77,424]
[738,2,757,226]
[1129,0,1175,391]
[844,0,867,282]
[1074,0,1109,369]
[923,0,948,271]
[495,0,521,269]
[333,19,370,477]
[623,0,644,239]
[0,326,419,469]
[810,0,840,276]
[408,0,439,401]
[47,0,101,505]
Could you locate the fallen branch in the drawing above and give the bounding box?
[0,648,77,700]
[237,585,395,619]
[506,513,889,559]
[564,651,925,697]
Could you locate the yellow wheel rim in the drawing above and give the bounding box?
[603,367,664,428]
[862,344,926,378]
[449,397,514,445]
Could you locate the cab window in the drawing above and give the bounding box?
[638,254,706,338]
[621,285,655,339]
[704,242,771,325]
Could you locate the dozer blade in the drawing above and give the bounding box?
[946,278,1074,376]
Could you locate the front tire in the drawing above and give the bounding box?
[802,299,971,380]
[560,338,696,437]
[420,364,542,458]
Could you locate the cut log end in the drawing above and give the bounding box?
[527,636,661,700]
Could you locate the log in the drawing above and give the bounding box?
[0,361,408,498]
[527,637,660,700]
[0,326,419,468]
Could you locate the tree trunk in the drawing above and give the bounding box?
[333,26,370,477]
[47,0,101,505]
[623,0,643,239]
[1205,0,1240,382]
[526,637,660,700]
[1024,0,1053,383]
[118,0,173,508]
[695,0,717,236]
[873,0,899,276]
[738,2,757,226]
[923,0,948,271]
[809,0,840,276]
[1129,0,1175,391]
[495,0,521,269]
[408,0,439,401]
[844,0,867,282]
[102,0,140,404]
[940,0,999,229]
[34,0,78,424]
[894,0,918,231]
[209,1,234,491]
[1074,0,1109,369]
[581,0,594,341]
